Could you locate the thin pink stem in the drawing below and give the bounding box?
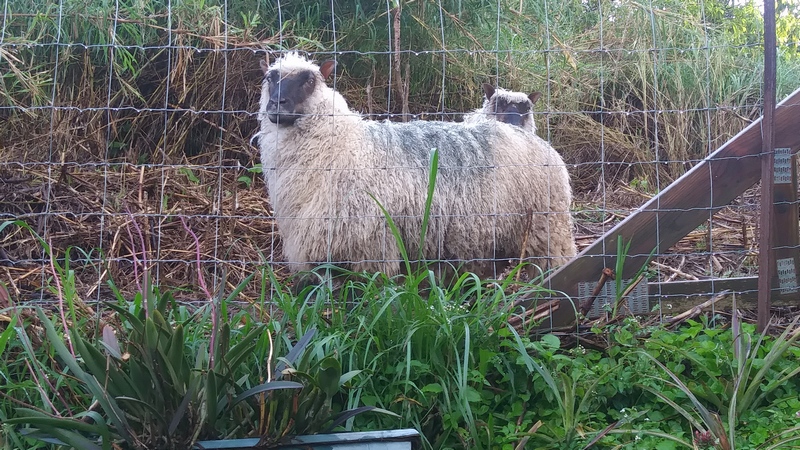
[123,220,141,291]
[179,216,216,369]
[179,217,211,299]
[126,206,149,318]
[24,359,60,415]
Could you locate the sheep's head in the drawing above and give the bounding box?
[260,53,336,126]
[481,83,542,131]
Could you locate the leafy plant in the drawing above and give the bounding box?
[641,298,800,449]
[229,327,399,447]
[6,287,277,449]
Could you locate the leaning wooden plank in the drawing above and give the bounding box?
[531,87,800,329]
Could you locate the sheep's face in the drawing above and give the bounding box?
[482,84,541,129]
[261,57,336,126]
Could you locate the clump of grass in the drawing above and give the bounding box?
[263,260,552,449]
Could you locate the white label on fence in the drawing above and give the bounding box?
[577,279,649,318]
[774,148,792,184]
[777,257,798,294]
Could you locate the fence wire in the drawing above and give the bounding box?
[1,0,799,319]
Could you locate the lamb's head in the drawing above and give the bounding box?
[480,84,542,132]
[259,52,336,126]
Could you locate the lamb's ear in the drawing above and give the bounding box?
[319,60,337,80]
[482,83,496,100]
[529,91,542,105]
[259,59,270,75]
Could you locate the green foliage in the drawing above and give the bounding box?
[4,216,800,449]
[641,304,800,449]
[264,260,554,449]
[5,277,272,449]
[231,328,398,446]
[4,267,800,450]
[0,223,395,449]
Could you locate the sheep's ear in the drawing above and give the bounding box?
[482,83,495,100]
[259,59,270,75]
[319,60,337,80]
[529,91,542,105]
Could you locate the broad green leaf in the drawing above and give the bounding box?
[226,324,266,369]
[100,325,122,359]
[541,334,561,351]
[127,358,153,403]
[115,397,166,428]
[294,388,322,433]
[339,370,362,386]
[655,440,679,450]
[232,381,303,406]
[0,311,17,356]
[144,317,159,355]
[274,328,316,379]
[74,334,135,400]
[7,409,106,435]
[422,383,443,394]
[206,370,218,422]
[326,406,400,432]
[317,357,342,398]
[24,427,104,450]
[106,302,144,334]
[464,386,482,403]
[213,323,231,371]
[165,323,188,390]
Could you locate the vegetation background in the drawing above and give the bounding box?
[3,2,800,449]
[2,0,800,303]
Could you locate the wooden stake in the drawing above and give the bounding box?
[758,0,777,333]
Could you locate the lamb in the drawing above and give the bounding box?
[256,52,576,280]
[463,83,542,133]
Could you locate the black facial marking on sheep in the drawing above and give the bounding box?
[464,84,543,133]
[257,53,576,280]
[262,58,337,126]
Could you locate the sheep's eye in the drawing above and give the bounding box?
[266,71,276,83]
[518,103,529,112]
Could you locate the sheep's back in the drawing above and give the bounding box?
[363,120,567,264]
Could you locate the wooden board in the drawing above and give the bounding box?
[649,277,799,311]
[533,87,800,329]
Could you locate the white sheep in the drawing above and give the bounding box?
[256,52,575,280]
[463,84,542,133]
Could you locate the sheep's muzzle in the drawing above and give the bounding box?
[494,104,526,127]
[499,113,524,127]
[266,101,302,125]
[264,69,317,126]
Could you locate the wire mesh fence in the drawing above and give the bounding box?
[2,0,800,316]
